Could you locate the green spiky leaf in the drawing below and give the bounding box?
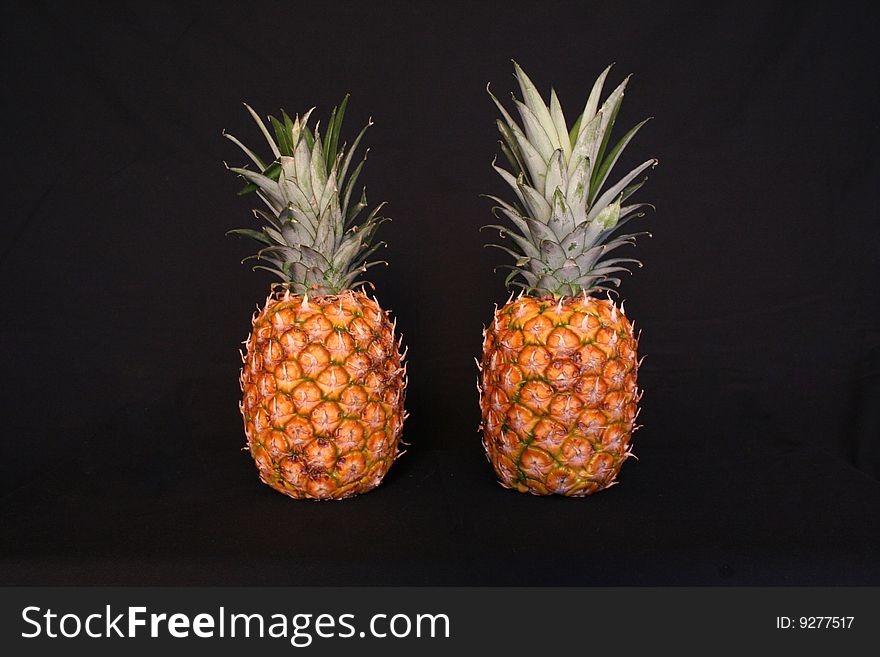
[485,62,656,298]
[325,94,349,172]
[225,100,388,295]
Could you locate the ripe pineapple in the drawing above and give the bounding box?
[225,98,406,500]
[480,63,656,496]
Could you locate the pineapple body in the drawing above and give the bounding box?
[480,295,638,496]
[241,290,405,500]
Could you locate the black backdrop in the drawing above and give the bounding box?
[1,0,878,585]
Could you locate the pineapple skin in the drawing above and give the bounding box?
[480,295,639,496]
[240,289,406,500]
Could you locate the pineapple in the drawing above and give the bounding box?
[225,98,407,500]
[479,62,656,496]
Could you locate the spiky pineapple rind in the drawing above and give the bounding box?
[240,288,406,500]
[479,293,639,496]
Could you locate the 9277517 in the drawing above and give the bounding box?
[776,617,854,629]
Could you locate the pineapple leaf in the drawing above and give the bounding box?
[243,103,281,159]
[345,188,368,227]
[319,170,339,231]
[325,94,349,174]
[265,161,282,180]
[570,111,602,185]
[588,159,656,222]
[548,89,572,159]
[594,257,642,270]
[598,232,646,256]
[589,76,631,198]
[518,176,552,223]
[278,178,312,218]
[363,201,387,226]
[286,208,317,239]
[492,159,526,209]
[485,242,528,261]
[483,225,540,260]
[253,208,283,230]
[331,235,365,270]
[348,235,386,265]
[512,98,556,160]
[226,228,275,246]
[512,61,557,148]
[255,190,282,214]
[338,120,372,186]
[504,267,523,288]
[498,140,521,177]
[568,114,582,148]
[577,63,613,142]
[496,120,526,179]
[544,149,567,198]
[599,205,652,241]
[238,161,282,195]
[292,135,313,202]
[281,109,295,136]
[302,124,315,150]
[223,132,267,170]
[299,244,331,268]
[325,107,338,161]
[621,178,648,202]
[548,188,574,239]
[309,131,328,198]
[280,221,302,246]
[524,215,557,246]
[230,167,285,208]
[488,84,546,190]
[261,225,284,243]
[591,117,652,202]
[586,264,633,278]
[539,239,567,265]
[269,115,293,156]
[252,264,288,280]
[565,155,590,219]
[256,245,300,263]
[297,108,316,144]
[486,196,529,235]
[593,195,622,230]
[342,158,367,219]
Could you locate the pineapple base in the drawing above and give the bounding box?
[240,289,406,500]
[480,294,639,496]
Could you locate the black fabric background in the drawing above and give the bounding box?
[1,0,878,585]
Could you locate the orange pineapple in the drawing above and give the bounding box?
[480,63,656,496]
[226,98,406,500]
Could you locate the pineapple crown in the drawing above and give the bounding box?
[225,96,387,295]
[485,61,657,298]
